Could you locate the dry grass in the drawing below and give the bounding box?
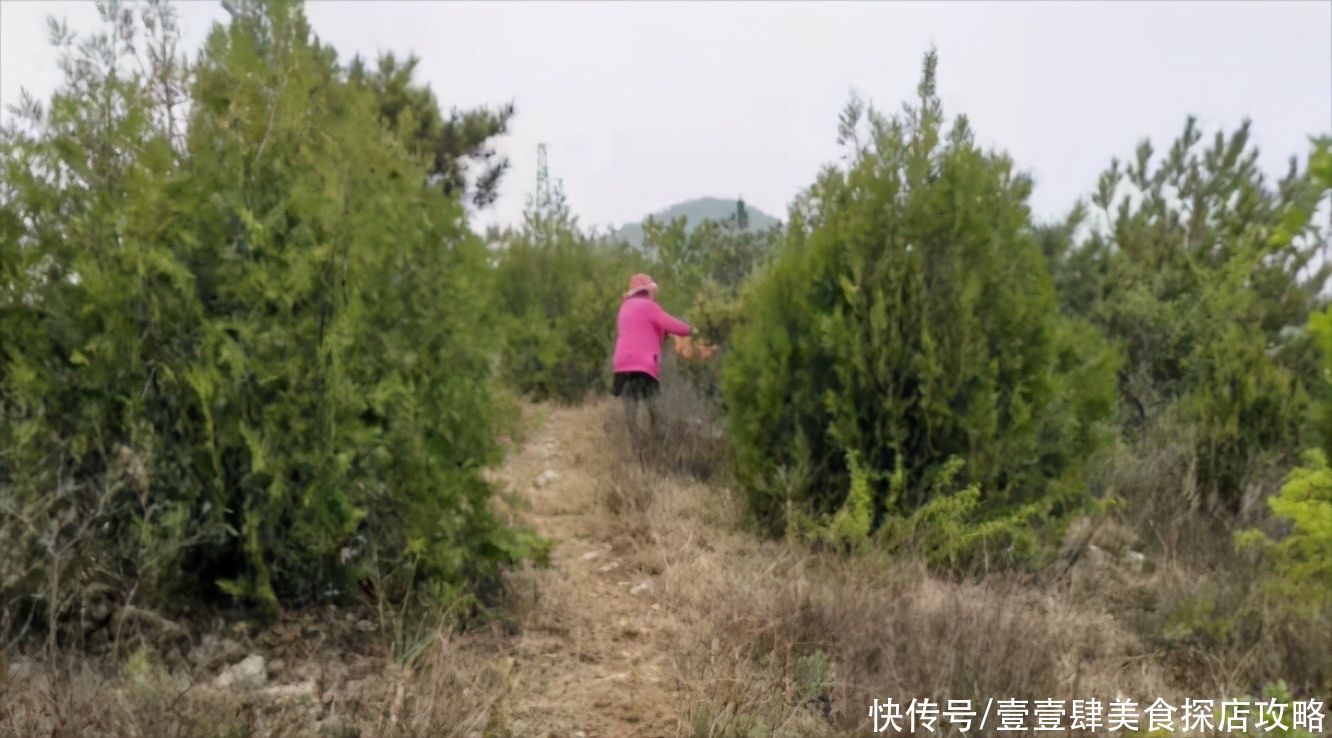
[1060,513,1332,700]
[570,394,1177,730]
[1079,433,1332,699]
[0,624,511,738]
[589,400,1179,737]
[6,396,1324,737]
[631,354,731,484]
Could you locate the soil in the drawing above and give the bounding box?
[489,401,686,737]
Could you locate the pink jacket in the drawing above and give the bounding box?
[613,295,691,379]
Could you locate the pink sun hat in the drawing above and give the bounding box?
[623,273,658,299]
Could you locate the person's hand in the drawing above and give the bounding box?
[673,334,717,361]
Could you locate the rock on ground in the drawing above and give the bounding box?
[215,653,267,690]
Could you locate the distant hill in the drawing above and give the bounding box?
[610,197,780,249]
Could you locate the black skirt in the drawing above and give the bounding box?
[612,371,660,400]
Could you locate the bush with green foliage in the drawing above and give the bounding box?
[0,0,533,642]
[641,208,776,317]
[1048,125,1330,513]
[1236,135,1332,645]
[638,205,778,402]
[493,187,771,405]
[1238,449,1332,610]
[347,52,513,209]
[722,51,1119,545]
[1223,140,1332,693]
[492,186,647,403]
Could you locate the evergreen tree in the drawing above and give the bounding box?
[347,52,513,208]
[493,179,647,402]
[723,51,1118,542]
[0,0,531,637]
[643,213,775,316]
[1054,121,1332,512]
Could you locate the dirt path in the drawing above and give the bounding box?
[490,401,687,737]
[3,398,1173,738]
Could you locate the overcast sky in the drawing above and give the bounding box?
[3,1,1329,231]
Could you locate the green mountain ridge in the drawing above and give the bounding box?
[610,197,781,249]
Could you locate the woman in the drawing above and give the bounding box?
[612,273,692,449]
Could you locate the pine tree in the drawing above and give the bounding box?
[723,51,1118,542]
[1059,122,1332,512]
[0,0,531,637]
[493,175,647,402]
[347,52,513,208]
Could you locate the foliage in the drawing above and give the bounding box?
[640,201,779,400]
[492,182,647,403]
[348,52,513,208]
[611,195,779,251]
[722,50,1119,543]
[1237,173,1332,610]
[1299,141,1332,456]
[878,459,1041,572]
[1036,203,1106,319]
[0,0,532,643]
[1236,449,1332,613]
[1049,126,1331,512]
[815,451,876,552]
[641,203,777,317]
[1231,150,1332,681]
[798,453,1041,571]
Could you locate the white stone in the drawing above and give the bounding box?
[1085,544,1111,568]
[260,679,317,701]
[215,653,267,690]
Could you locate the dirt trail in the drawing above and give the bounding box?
[490,401,688,737]
[2,398,1174,738]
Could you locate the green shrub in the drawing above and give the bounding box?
[1237,449,1332,613]
[492,188,647,403]
[722,51,1118,544]
[1232,232,1332,690]
[879,459,1042,572]
[652,215,778,402]
[642,212,777,317]
[1235,390,1332,687]
[0,0,532,641]
[1054,127,1330,513]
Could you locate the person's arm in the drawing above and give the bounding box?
[654,303,692,337]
